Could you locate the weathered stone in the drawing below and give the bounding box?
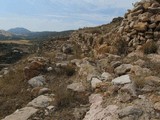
[47,106,55,111]
[155,23,160,31]
[112,75,131,85]
[131,9,143,17]
[118,106,143,118]
[149,23,156,29]
[121,83,137,97]
[28,57,49,63]
[107,85,120,95]
[145,76,160,86]
[78,62,98,79]
[133,22,148,31]
[27,95,53,108]
[155,15,160,22]
[132,4,143,12]
[114,64,133,75]
[29,61,44,70]
[24,67,40,80]
[28,75,46,88]
[148,7,160,13]
[2,107,38,120]
[118,27,124,33]
[47,67,53,71]
[143,2,152,9]
[91,78,102,89]
[154,32,160,38]
[111,61,122,68]
[154,102,160,111]
[127,52,144,59]
[133,59,145,66]
[67,83,86,92]
[141,85,155,92]
[55,53,67,61]
[118,92,132,103]
[139,12,152,22]
[24,57,48,80]
[83,94,118,120]
[106,54,121,62]
[38,88,51,95]
[71,59,81,67]
[101,72,112,81]
[130,65,152,76]
[147,54,160,63]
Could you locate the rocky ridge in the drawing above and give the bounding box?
[119,0,160,52]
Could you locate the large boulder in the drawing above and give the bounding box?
[24,57,49,80]
[28,75,46,88]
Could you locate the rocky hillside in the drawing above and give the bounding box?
[0,30,12,37]
[0,0,160,120]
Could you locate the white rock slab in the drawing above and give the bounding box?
[27,95,53,108]
[2,107,38,120]
[112,75,131,85]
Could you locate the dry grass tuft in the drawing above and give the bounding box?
[142,41,158,54]
[131,75,145,89]
[0,61,32,119]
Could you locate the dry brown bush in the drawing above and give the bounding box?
[142,41,158,54]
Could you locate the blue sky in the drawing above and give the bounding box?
[0,0,140,31]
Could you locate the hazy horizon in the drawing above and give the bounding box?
[0,0,140,32]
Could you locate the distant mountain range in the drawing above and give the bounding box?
[8,27,31,35]
[0,27,74,41]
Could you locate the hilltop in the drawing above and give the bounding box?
[0,0,160,120]
[8,27,31,35]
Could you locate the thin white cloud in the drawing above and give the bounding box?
[0,0,140,31]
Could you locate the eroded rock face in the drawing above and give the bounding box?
[83,94,119,120]
[2,107,38,120]
[118,106,143,119]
